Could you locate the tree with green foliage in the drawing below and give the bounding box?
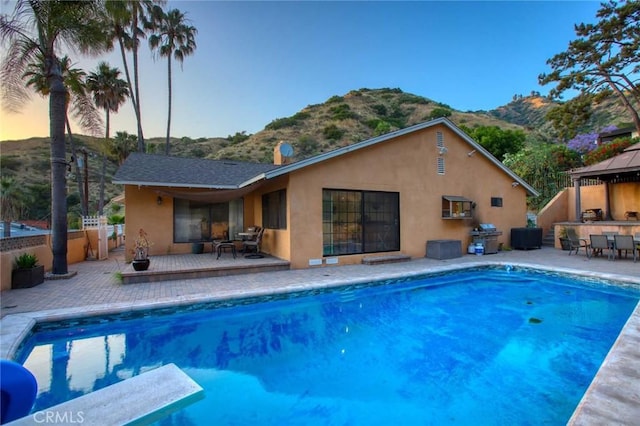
[87,62,129,215]
[462,125,526,162]
[545,93,595,141]
[504,143,581,211]
[226,131,251,144]
[149,6,197,155]
[429,107,452,119]
[0,177,25,237]
[111,131,137,165]
[1,0,109,275]
[584,136,637,165]
[539,0,640,135]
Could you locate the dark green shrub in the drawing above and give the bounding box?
[329,104,356,120]
[429,107,452,119]
[190,147,205,158]
[365,119,382,129]
[323,125,344,140]
[226,131,251,144]
[15,253,38,269]
[0,156,21,171]
[265,116,302,130]
[371,104,387,116]
[296,136,319,157]
[374,121,392,136]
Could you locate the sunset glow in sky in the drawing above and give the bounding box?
[0,1,601,142]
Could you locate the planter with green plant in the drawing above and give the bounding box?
[12,253,45,289]
[558,227,571,251]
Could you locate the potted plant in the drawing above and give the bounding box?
[12,253,45,289]
[558,227,571,251]
[131,228,152,271]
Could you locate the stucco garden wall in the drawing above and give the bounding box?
[554,182,638,222]
[1,230,93,291]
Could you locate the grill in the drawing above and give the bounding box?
[470,223,503,254]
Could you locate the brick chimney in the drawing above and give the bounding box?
[273,141,292,165]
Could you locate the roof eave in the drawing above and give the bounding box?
[263,117,540,197]
[112,179,238,190]
[570,167,640,178]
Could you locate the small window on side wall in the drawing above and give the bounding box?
[491,197,503,207]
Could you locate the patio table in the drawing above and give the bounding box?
[238,232,258,240]
[605,235,640,260]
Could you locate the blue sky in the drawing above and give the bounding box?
[0,1,602,141]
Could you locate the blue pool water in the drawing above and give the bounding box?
[16,267,640,425]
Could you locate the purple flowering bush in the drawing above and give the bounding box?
[567,125,618,154]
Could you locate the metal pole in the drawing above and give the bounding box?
[83,149,89,215]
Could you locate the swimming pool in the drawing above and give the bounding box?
[16,267,640,425]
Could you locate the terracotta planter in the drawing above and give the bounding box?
[132,258,150,271]
[12,265,45,289]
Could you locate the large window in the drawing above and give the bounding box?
[174,198,243,242]
[262,189,286,229]
[322,189,399,256]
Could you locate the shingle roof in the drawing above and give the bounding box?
[570,143,640,178]
[112,153,281,188]
[113,118,539,197]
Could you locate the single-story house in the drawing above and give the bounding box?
[113,117,538,268]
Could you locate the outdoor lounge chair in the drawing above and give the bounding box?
[242,227,265,254]
[566,228,589,256]
[613,234,637,262]
[589,234,612,260]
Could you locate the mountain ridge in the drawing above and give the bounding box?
[0,87,632,218]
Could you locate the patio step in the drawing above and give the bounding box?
[542,228,556,247]
[121,259,290,284]
[362,254,411,265]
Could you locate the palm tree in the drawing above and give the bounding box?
[149,7,197,155]
[105,0,162,153]
[86,62,129,215]
[111,131,137,165]
[23,54,103,217]
[0,177,25,238]
[0,0,109,275]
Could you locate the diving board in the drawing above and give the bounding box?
[7,363,204,425]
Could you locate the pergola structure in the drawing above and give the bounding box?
[569,144,640,222]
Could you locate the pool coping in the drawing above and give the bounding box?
[2,261,639,424]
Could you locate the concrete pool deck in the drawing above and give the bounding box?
[1,246,639,424]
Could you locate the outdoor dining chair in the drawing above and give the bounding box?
[613,234,637,262]
[242,227,265,254]
[589,234,612,260]
[566,228,589,256]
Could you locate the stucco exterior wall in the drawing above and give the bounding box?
[564,182,638,221]
[280,124,529,268]
[245,176,291,261]
[124,185,176,260]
